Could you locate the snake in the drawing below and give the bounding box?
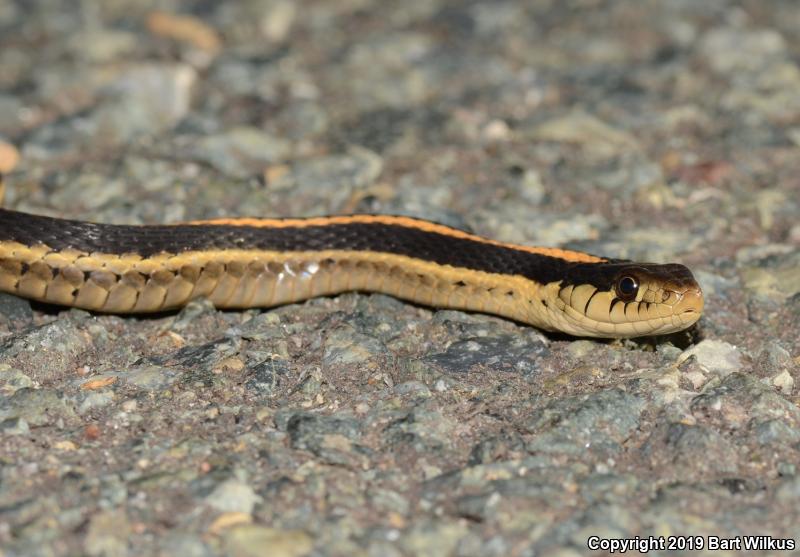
[0,183,703,338]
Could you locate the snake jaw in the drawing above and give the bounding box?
[541,263,704,338]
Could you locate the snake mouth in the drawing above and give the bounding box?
[674,287,704,316]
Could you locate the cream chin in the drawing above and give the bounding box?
[535,281,702,338]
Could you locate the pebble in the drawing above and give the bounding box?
[700,27,787,74]
[268,149,383,204]
[0,95,25,135]
[67,29,139,63]
[147,10,222,54]
[23,63,196,158]
[528,112,638,158]
[0,366,34,395]
[771,370,794,395]
[206,479,262,514]
[282,411,364,466]
[322,325,389,368]
[191,127,291,178]
[77,390,115,414]
[110,64,197,127]
[84,509,131,557]
[0,138,19,173]
[159,534,214,557]
[223,525,312,557]
[123,365,179,391]
[678,340,743,376]
[0,388,76,426]
[399,521,468,557]
[741,265,800,301]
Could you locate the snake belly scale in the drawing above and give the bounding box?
[0,208,703,338]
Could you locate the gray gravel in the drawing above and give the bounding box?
[1,1,799,556]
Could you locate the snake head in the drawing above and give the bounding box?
[545,262,704,338]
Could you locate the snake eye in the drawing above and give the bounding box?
[616,276,639,301]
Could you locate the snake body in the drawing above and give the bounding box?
[0,208,703,338]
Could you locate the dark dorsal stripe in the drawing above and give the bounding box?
[0,209,637,289]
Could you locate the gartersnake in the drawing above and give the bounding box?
[0,183,703,338]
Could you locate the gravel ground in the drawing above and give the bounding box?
[1,1,799,556]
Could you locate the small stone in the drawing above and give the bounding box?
[224,525,312,557]
[740,255,800,301]
[517,168,546,204]
[399,521,468,557]
[208,512,253,535]
[756,342,795,374]
[268,149,382,195]
[80,376,118,391]
[53,440,78,451]
[2,416,29,435]
[684,370,708,390]
[215,0,296,43]
[244,357,287,395]
[341,32,436,110]
[104,63,197,136]
[214,356,246,373]
[0,366,35,396]
[776,476,800,503]
[24,63,197,158]
[482,119,511,141]
[159,534,214,557]
[778,462,797,477]
[322,326,388,368]
[258,1,296,42]
[206,479,261,514]
[0,291,34,330]
[68,29,138,63]
[678,340,742,376]
[78,390,115,414]
[566,340,596,359]
[529,112,637,157]
[147,11,222,54]
[84,424,102,440]
[490,211,609,248]
[0,95,25,136]
[84,508,131,557]
[369,488,410,515]
[283,411,363,465]
[393,381,431,397]
[191,127,290,178]
[700,27,787,74]
[0,388,76,426]
[772,370,794,395]
[0,139,20,173]
[124,366,178,391]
